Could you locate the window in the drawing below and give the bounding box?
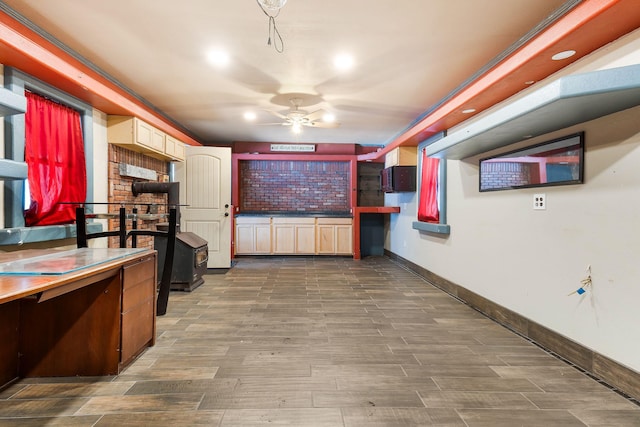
[24,91,87,226]
[412,132,450,234]
[3,67,94,229]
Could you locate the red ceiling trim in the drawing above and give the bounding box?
[0,11,201,146]
[359,0,639,161]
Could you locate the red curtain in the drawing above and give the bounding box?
[417,148,440,223]
[24,92,86,226]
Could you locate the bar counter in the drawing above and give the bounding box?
[0,248,157,387]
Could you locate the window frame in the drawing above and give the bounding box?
[412,132,450,235]
[3,67,94,228]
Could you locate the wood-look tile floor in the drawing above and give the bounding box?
[1,256,639,426]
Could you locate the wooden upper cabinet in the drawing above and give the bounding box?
[385,146,417,167]
[165,135,186,161]
[108,115,185,161]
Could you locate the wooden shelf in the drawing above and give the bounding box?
[354,206,401,214]
[428,64,640,159]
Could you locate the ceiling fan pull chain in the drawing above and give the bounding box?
[256,0,285,53]
[268,16,285,53]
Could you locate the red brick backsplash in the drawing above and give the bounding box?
[239,160,350,212]
[107,145,169,248]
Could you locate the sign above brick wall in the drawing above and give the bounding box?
[270,144,315,152]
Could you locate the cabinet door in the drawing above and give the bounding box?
[385,146,417,167]
[295,225,316,254]
[150,127,165,152]
[255,223,272,253]
[235,223,255,254]
[273,224,295,254]
[135,119,164,152]
[165,135,185,161]
[335,225,353,254]
[135,119,154,148]
[316,224,336,254]
[235,217,271,254]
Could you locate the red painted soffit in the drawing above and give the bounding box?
[359,0,640,161]
[0,11,201,146]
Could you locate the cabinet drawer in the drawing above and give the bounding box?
[122,257,155,292]
[317,217,352,225]
[235,216,271,224]
[122,278,155,313]
[272,217,316,225]
[121,299,154,364]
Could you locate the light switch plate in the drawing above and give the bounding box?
[533,193,546,210]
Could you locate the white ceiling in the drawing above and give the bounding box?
[2,0,570,146]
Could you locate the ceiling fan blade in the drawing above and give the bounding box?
[306,120,340,128]
[256,122,291,126]
[303,109,326,121]
[265,109,289,120]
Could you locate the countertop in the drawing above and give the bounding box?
[235,211,353,218]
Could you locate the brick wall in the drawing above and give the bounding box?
[107,145,169,248]
[480,161,531,191]
[239,160,350,212]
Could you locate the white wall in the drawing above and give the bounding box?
[386,28,640,372]
[89,109,109,248]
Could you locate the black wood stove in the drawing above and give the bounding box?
[155,231,208,292]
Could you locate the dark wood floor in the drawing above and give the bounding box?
[1,256,639,426]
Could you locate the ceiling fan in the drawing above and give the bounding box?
[262,98,339,133]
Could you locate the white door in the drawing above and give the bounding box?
[174,146,232,268]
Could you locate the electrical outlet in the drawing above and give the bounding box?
[533,193,546,210]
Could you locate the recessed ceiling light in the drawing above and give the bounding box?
[333,53,355,71]
[243,111,257,121]
[206,49,230,68]
[552,50,576,61]
[322,112,336,123]
[462,108,476,114]
[525,80,535,85]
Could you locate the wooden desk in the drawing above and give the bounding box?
[0,248,157,388]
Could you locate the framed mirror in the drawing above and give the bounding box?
[479,132,584,192]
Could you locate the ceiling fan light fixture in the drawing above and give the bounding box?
[291,121,302,134]
[258,0,287,11]
[322,112,336,123]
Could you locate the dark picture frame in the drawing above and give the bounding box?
[479,132,584,192]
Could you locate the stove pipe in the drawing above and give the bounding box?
[131,181,180,227]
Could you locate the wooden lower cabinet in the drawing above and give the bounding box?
[235,217,271,254]
[317,218,353,255]
[273,218,316,254]
[235,216,353,255]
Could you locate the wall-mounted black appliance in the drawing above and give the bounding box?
[380,166,416,193]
